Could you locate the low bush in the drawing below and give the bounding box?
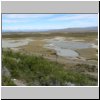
[2,49,97,86]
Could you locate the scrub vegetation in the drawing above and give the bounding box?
[2,49,97,86]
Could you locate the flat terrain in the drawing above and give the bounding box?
[2,32,98,86]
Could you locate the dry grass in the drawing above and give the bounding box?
[19,39,56,57]
[76,48,98,60]
[2,35,98,65]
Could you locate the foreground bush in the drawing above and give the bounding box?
[2,75,16,86]
[2,49,97,86]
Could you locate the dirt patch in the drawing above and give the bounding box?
[76,48,98,61]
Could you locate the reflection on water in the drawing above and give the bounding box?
[47,40,91,49]
[56,48,79,57]
[44,39,92,57]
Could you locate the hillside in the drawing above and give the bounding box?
[2,49,98,86]
[2,26,98,35]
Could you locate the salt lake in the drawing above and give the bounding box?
[44,38,94,58]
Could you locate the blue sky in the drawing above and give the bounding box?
[2,14,98,32]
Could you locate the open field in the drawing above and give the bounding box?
[76,48,98,60]
[2,32,98,86]
[2,32,98,40]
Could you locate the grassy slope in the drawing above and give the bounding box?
[2,49,97,86]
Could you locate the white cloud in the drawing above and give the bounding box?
[3,14,54,19]
[2,14,54,24]
[2,25,35,31]
[49,14,98,21]
[2,24,67,31]
[66,20,98,28]
[2,19,25,23]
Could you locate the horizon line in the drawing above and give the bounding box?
[2,26,98,33]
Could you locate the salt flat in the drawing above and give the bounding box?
[2,38,34,48]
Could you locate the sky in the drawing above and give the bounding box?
[2,14,98,32]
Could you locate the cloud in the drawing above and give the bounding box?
[2,14,54,24]
[2,19,25,23]
[3,14,54,19]
[2,25,35,31]
[49,14,98,21]
[2,23,68,31]
[66,20,98,28]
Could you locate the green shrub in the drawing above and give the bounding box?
[2,50,97,86]
[2,76,16,86]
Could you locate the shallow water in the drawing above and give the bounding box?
[2,37,94,58]
[44,44,79,57]
[44,39,92,57]
[47,40,91,49]
[56,48,79,57]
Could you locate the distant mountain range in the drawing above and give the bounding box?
[2,26,98,35]
[47,26,98,33]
